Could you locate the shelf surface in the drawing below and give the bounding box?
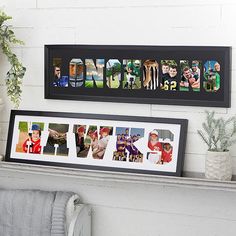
[1,161,236,192]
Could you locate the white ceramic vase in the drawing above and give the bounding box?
[205,151,232,181]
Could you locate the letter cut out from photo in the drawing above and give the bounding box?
[113,127,144,162]
[43,123,69,156]
[147,129,174,165]
[16,121,45,154]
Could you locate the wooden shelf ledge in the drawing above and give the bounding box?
[1,161,236,192]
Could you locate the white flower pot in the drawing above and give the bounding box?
[205,151,232,181]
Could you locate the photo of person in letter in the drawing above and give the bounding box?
[180,66,198,90]
[75,126,86,156]
[203,60,221,92]
[22,124,42,154]
[52,58,68,87]
[89,130,98,152]
[113,127,129,162]
[147,129,163,164]
[162,65,179,91]
[123,60,141,90]
[69,58,84,87]
[160,61,169,88]
[161,139,173,164]
[92,127,112,159]
[191,61,201,91]
[180,60,201,92]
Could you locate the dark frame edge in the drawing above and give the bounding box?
[5,110,188,177]
[44,45,231,108]
[5,110,17,162]
[44,45,50,99]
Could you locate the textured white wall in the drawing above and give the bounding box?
[0,0,236,174]
[1,1,236,235]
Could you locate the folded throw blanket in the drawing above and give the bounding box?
[0,189,77,236]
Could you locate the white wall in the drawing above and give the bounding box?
[1,1,236,235]
[1,0,236,174]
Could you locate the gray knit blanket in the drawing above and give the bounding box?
[0,189,76,236]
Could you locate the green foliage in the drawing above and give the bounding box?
[0,10,26,108]
[197,111,236,152]
[180,60,203,71]
[18,121,28,132]
[106,62,121,77]
[180,60,189,70]
[161,60,177,66]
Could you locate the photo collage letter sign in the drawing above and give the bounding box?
[5,110,188,176]
[45,45,231,107]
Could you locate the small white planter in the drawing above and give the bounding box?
[205,151,232,181]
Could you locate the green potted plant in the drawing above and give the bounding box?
[198,111,236,180]
[0,10,26,108]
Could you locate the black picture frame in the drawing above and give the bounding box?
[5,110,188,176]
[45,44,231,107]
